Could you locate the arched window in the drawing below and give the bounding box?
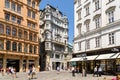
[6,41,11,50]
[0,40,4,50]
[24,31,28,40]
[6,26,11,35]
[0,24,4,34]
[29,45,32,53]
[12,28,17,36]
[18,43,22,52]
[12,42,17,51]
[18,29,22,38]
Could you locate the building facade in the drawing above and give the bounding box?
[40,4,69,71]
[0,0,40,72]
[74,0,120,74]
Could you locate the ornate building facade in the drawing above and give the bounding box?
[0,0,40,72]
[40,4,69,71]
[73,0,120,74]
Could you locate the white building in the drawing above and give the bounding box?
[40,4,69,71]
[73,0,120,74]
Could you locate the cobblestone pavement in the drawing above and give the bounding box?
[0,71,115,80]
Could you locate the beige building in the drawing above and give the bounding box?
[0,0,40,72]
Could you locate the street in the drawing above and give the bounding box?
[0,71,115,80]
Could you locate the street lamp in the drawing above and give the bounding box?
[81,31,87,76]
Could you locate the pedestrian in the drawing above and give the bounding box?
[98,66,102,77]
[28,67,32,80]
[82,68,86,77]
[72,66,75,77]
[93,66,98,77]
[31,65,36,79]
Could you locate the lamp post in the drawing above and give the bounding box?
[81,31,87,76]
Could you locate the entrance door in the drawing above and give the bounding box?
[7,59,20,72]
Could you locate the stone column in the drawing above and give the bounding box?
[22,43,24,53]
[3,55,6,72]
[19,57,23,72]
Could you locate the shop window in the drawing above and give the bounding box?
[12,42,17,51]
[6,41,11,50]
[6,26,11,35]
[0,24,4,34]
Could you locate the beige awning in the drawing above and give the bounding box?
[86,55,98,60]
[70,57,81,62]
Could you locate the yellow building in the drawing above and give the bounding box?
[0,0,40,72]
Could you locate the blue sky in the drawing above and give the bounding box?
[40,0,74,44]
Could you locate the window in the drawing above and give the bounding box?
[18,43,22,52]
[12,42,17,51]
[34,34,37,42]
[11,2,16,11]
[6,26,11,35]
[34,46,36,54]
[108,11,114,23]
[18,30,22,38]
[85,6,89,16]
[86,23,90,32]
[78,0,81,6]
[96,37,100,47]
[6,41,11,50]
[12,15,16,22]
[95,0,100,10]
[32,1,35,8]
[24,31,28,39]
[17,18,21,25]
[12,28,17,36]
[29,33,32,41]
[77,24,81,34]
[27,0,31,6]
[95,17,100,28]
[24,44,28,53]
[78,42,81,51]
[32,23,35,28]
[27,22,31,27]
[55,54,60,59]
[29,45,32,53]
[5,13,10,21]
[0,24,4,34]
[77,10,81,20]
[109,33,114,45]
[17,5,21,14]
[27,10,31,17]
[32,12,35,19]
[5,0,10,9]
[0,40,4,50]
[86,40,90,49]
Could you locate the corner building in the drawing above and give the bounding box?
[0,0,40,72]
[40,4,69,71]
[74,0,120,75]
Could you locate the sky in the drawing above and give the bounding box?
[40,0,74,44]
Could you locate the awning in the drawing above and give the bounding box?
[96,53,115,60]
[86,55,98,60]
[110,53,120,59]
[70,57,81,62]
[117,53,120,58]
